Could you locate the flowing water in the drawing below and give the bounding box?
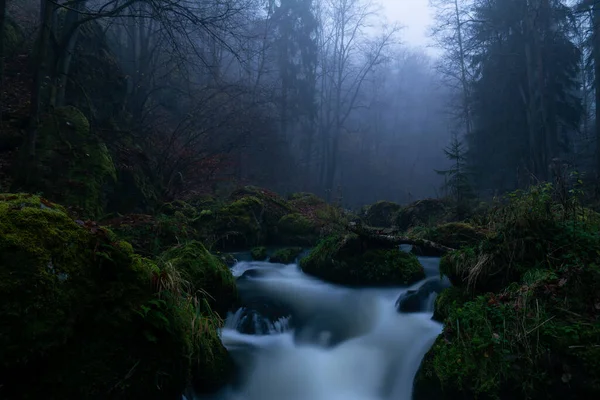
[198,253,445,400]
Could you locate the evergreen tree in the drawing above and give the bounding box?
[436,133,474,218]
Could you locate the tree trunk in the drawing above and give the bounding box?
[593,5,600,184]
[0,0,6,122]
[55,1,86,107]
[26,0,56,160]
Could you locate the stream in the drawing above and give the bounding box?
[198,252,445,400]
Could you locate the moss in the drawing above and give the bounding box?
[270,247,303,264]
[276,213,319,245]
[251,246,268,260]
[212,195,265,250]
[160,241,238,318]
[415,186,600,400]
[412,222,486,250]
[104,213,199,257]
[300,234,425,286]
[288,192,325,205]
[21,106,116,218]
[396,198,449,231]
[364,201,401,227]
[432,286,471,322]
[0,193,197,399]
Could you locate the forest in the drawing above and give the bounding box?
[0,0,599,399]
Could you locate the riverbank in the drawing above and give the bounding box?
[1,184,599,399]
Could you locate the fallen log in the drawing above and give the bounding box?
[346,222,456,256]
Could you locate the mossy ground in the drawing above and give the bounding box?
[0,193,235,399]
[415,185,600,400]
[301,233,425,286]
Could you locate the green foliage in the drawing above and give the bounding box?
[159,241,238,318]
[300,234,425,286]
[364,201,401,227]
[436,134,474,219]
[105,212,199,257]
[0,193,195,398]
[250,246,268,260]
[270,247,303,264]
[416,184,600,399]
[0,194,236,398]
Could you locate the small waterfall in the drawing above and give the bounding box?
[199,256,443,400]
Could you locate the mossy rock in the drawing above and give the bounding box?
[415,191,600,400]
[251,246,268,260]
[276,213,319,246]
[104,213,199,257]
[0,193,197,398]
[230,186,291,223]
[300,234,425,286]
[396,198,449,231]
[213,196,265,250]
[415,278,600,400]
[160,241,238,318]
[415,223,485,249]
[270,247,303,264]
[21,106,116,218]
[288,192,325,206]
[364,201,401,228]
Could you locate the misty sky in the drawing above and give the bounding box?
[379,0,434,50]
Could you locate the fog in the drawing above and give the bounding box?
[8,0,588,209]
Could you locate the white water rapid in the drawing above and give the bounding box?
[198,255,444,400]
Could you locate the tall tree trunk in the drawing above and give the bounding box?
[55,1,86,107]
[593,5,600,183]
[0,0,6,122]
[26,0,57,160]
[453,0,471,138]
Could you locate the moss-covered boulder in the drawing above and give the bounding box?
[364,201,401,227]
[414,186,600,400]
[251,246,268,260]
[21,106,116,218]
[213,196,265,250]
[396,198,449,231]
[409,222,486,256]
[104,212,199,257]
[160,241,238,318]
[270,247,303,264]
[300,234,425,286]
[0,193,228,399]
[275,212,319,245]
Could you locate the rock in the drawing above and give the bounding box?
[270,247,303,264]
[276,213,319,246]
[213,196,265,250]
[410,223,486,256]
[0,193,231,398]
[396,198,449,231]
[300,234,425,286]
[250,246,268,260]
[16,106,116,218]
[414,187,600,399]
[395,277,450,313]
[364,201,401,227]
